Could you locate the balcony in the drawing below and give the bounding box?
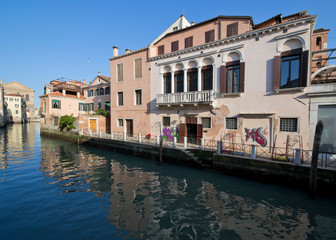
[156,90,214,107]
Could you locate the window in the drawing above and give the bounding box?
[163,117,170,127]
[202,65,213,90]
[158,45,164,55]
[117,63,123,82]
[53,117,59,126]
[87,91,91,97]
[202,118,211,128]
[52,100,61,109]
[94,89,98,96]
[118,119,123,127]
[79,103,84,111]
[185,36,193,48]
[187,68,198,91]
[280,118,298,132]
[105,101,110,111]
[16,110,18,114]
[97,102,102,110]
[273,49,308,90]
[175,71,184,92]
[226,118,238,130]
[227,64,240,93]
[135,89,142,105]
[117,92,123,106]
[171,41,179,52]
[105,87,110,95]
[205,30,215,43]
[227,22,238,37]
[15,98,19,101]
[135,58,142,78]
[173,27,178,31]
[91,103,94,111]
[84,103,88,111]
[25,94,29,101]
[164,73,172,94]
[15,104,19,108]
[90,90,93,96]
[100,88,104,95]
[9,98,13,101]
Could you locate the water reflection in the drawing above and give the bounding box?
[39,135,336,239]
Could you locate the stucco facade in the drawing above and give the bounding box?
[0,79,7,127]
[5,94,26,123]
[109,48,151,136]
[148,12,316,150]
[3,81,35,121]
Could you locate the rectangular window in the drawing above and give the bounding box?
[163,117,170,127]
[158,45,164,55]
[94,89,98,96]
[105,87,110,95]
[118,119,123,127]
[185,36,193,48]
[78,103,84,111]
[280,118,298,132]
[53,117,59,126]
[97,102,101,110]
[25,94,29,101]
[87,91,91,97]
[226,118,238,130]
[226,64,240,93]
[117,92,123,106]
[164,73,172,94]
[175,71,184,92]
[84,103,88,111]
[135,89,142,105]
[15,104,19,108]
[202,66,213,90]
[105,101,110,111]
[205,30,215,43]
[91,103,94,111]
[99,88,104,95]
[280,55,300,89]
[15,110,18,114]
[187,68,198,91]
[117,63,123,82]
[227,22,238,37]
[202,118,211,128]
[171,40,179,52]
[134,58,142,78]
[52,100,61,109]
[15,98,19,101]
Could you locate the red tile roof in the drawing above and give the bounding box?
[42,91,85,99]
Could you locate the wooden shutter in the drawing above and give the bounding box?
[185,36,193,48]
[227,24,232,37]
[273,56,281,90]
[227,22,238,37]
[300,50,309,87]
[205,30,215,43]
[171,41,179,52]
[117,64,123,82]
[220,65,227,93]
[158,45,164,55]
[239,62,245,93]
[179,123,186,143]
[135,58,142,78]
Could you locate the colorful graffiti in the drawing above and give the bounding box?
[244,127,267,147]
[163,127,179,141]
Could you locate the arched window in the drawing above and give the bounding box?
[100,88,104,95]
[174,64,184,93]
[187,61,198,92]
[105,87,110,95]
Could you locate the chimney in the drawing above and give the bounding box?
[83,79,86,84]
[62,89,66,96]
[125,49,132,54]
[77,92,80,98]
[191,21,195,25]
[113,46,118,57]
[0,79,2,84]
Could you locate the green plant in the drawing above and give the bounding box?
[60,115,76,131]
[94,108,110,118]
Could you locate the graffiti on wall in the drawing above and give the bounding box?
[163,127,179,141]
[244,127,267,147]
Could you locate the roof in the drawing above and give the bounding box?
[159,15,254,42]
[109,46,148,61]
[3,80,34,91]
[313,28,330,34]
[98,75,110,82]
[5,93,22,97]
[40,91,85,99]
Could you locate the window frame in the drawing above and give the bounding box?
[117,63,123,82]
[134,57,142,79]
[202,117,211,129]
[158,45,164,55]
[163,117,170,127]
[226,64,240,93]
[185,36,193,49]
[226,117,238,130]
[118,119,124,127]
[135,89,142,106]
[52,100,61,109]
[202,65,213,90]
[205,29,215,43]
[163,73,172,94]
[171,40,179,52]
[279,117,299,133]
[117,92,123,106]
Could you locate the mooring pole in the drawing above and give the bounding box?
[309,120,324,199]
[159,135,163,165]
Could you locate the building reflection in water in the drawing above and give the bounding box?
[0,123,37,171]
[39,135,336,239]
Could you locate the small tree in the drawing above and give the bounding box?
[60,115,76,131]
[94,108,110,118]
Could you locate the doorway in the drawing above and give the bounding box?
[187,123,197,143]
[126,119,133,137]
[89,119,97,132]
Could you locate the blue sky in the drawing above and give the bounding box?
[0,0,335,107]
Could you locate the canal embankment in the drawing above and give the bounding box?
[40,128,336,196]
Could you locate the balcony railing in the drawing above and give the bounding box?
[157,90,214,105]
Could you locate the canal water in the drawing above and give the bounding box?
[0,123,336,240]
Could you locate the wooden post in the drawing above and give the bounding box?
[159,135,163,165]
[309,120,324,199]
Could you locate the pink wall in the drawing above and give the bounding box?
[110,49,151,135]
